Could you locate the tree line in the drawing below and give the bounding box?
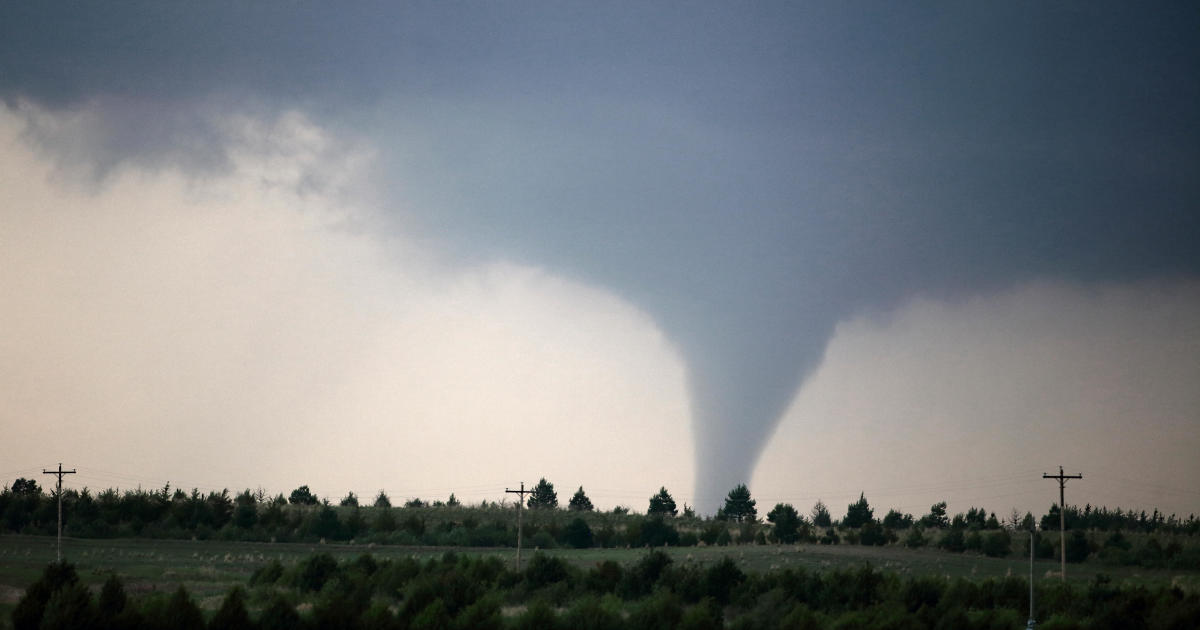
[2,476,1197,570]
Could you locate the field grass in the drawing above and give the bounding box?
[2,533,1197,621]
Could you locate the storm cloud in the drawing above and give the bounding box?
[2,3,1197,511]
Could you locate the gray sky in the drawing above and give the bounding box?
[1,3,1198,517]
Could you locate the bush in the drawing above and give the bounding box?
[524,552,572,590]
[12,562,81,630]
[37,582,96,630]
[562,595,622,630]
[627,590,683,630]
[513,599,560,630]
[585,560,624,595]
[640,516,680,547]
[292,553,339,592]
[209,587,252,630]
[410,598,452,630]
[563,517,594,549]
[938,529,965,553]
[249,559,285,585]
[703,556,746,605]
[1065,530,1090,563]
[454,594,503,630]
[257,593,302,630]
[679,598,723,630]
[982,530,1011,557]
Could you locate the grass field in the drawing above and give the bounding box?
[3,533,1198,623]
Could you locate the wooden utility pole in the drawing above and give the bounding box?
[505,482,534,571]
[1043,465,1082,581]
[42,463,76,563]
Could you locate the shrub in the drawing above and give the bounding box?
[562,595,622,630]
[513,599,560,630]
[292,553,339,592]
[584,560,624,595]
[1065,530,1090,563]
[257,593,302,630]
[209,587,252,630]
[12,562,81,630]
[938,529,965,553]
[453,594,503,630]
[627,590,683,630]
[37,582,96,630]
[564,517,594,549]
[640,516,680,547]
[703,556,746,605]
[410,598,452,630]
[524,552,571,590]
[679,598,723,630]
[982,530,1011,558]
[249,559,285,585]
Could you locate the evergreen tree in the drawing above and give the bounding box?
[289,485,318,506]
[843,493,874,529]
[767,503,803,543]
[209,586,252,630]
[721,484,757,522]
[568,486,594,512]
[648,487,678,516]
[811,501,832,527]
[527,478,558,509]
[564,517,594,549]
[373,490,392,508]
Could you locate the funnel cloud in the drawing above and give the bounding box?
[2,3,1198,512]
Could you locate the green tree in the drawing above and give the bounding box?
[882,509,913,529]
[11,478,40,496]
[721,484,757,522]
[564,517,594,549]
[12,562,80,630]
[373,490,391,508]
[568,486,594,511]
[1065,530,1090,563]
[340,491,359,507]
[811,500,832,527]
[159,586,204,630]
[38,582,96,630]
[527,478,558,509]
[767,503,803,543]
[209,586,252,630]
[648,487,677,516]
[289,485,318,506]
[232,490,257,529]
[922,501,949,528]
[258,593,302,630]
[843,493,874,528]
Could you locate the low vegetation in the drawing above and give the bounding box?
[10,547,1200,629]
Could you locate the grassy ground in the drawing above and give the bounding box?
[2,534,1197,621]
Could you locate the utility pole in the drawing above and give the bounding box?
[43,463,76,563]
[1043,465,1082,581]
[505,482,534,571]
[1027,525,1037,630]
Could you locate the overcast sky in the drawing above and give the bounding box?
[1,3,1198,518]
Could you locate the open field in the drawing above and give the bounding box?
[4,534,1197,605]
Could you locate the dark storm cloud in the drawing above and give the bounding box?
[4,2,1197,510]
